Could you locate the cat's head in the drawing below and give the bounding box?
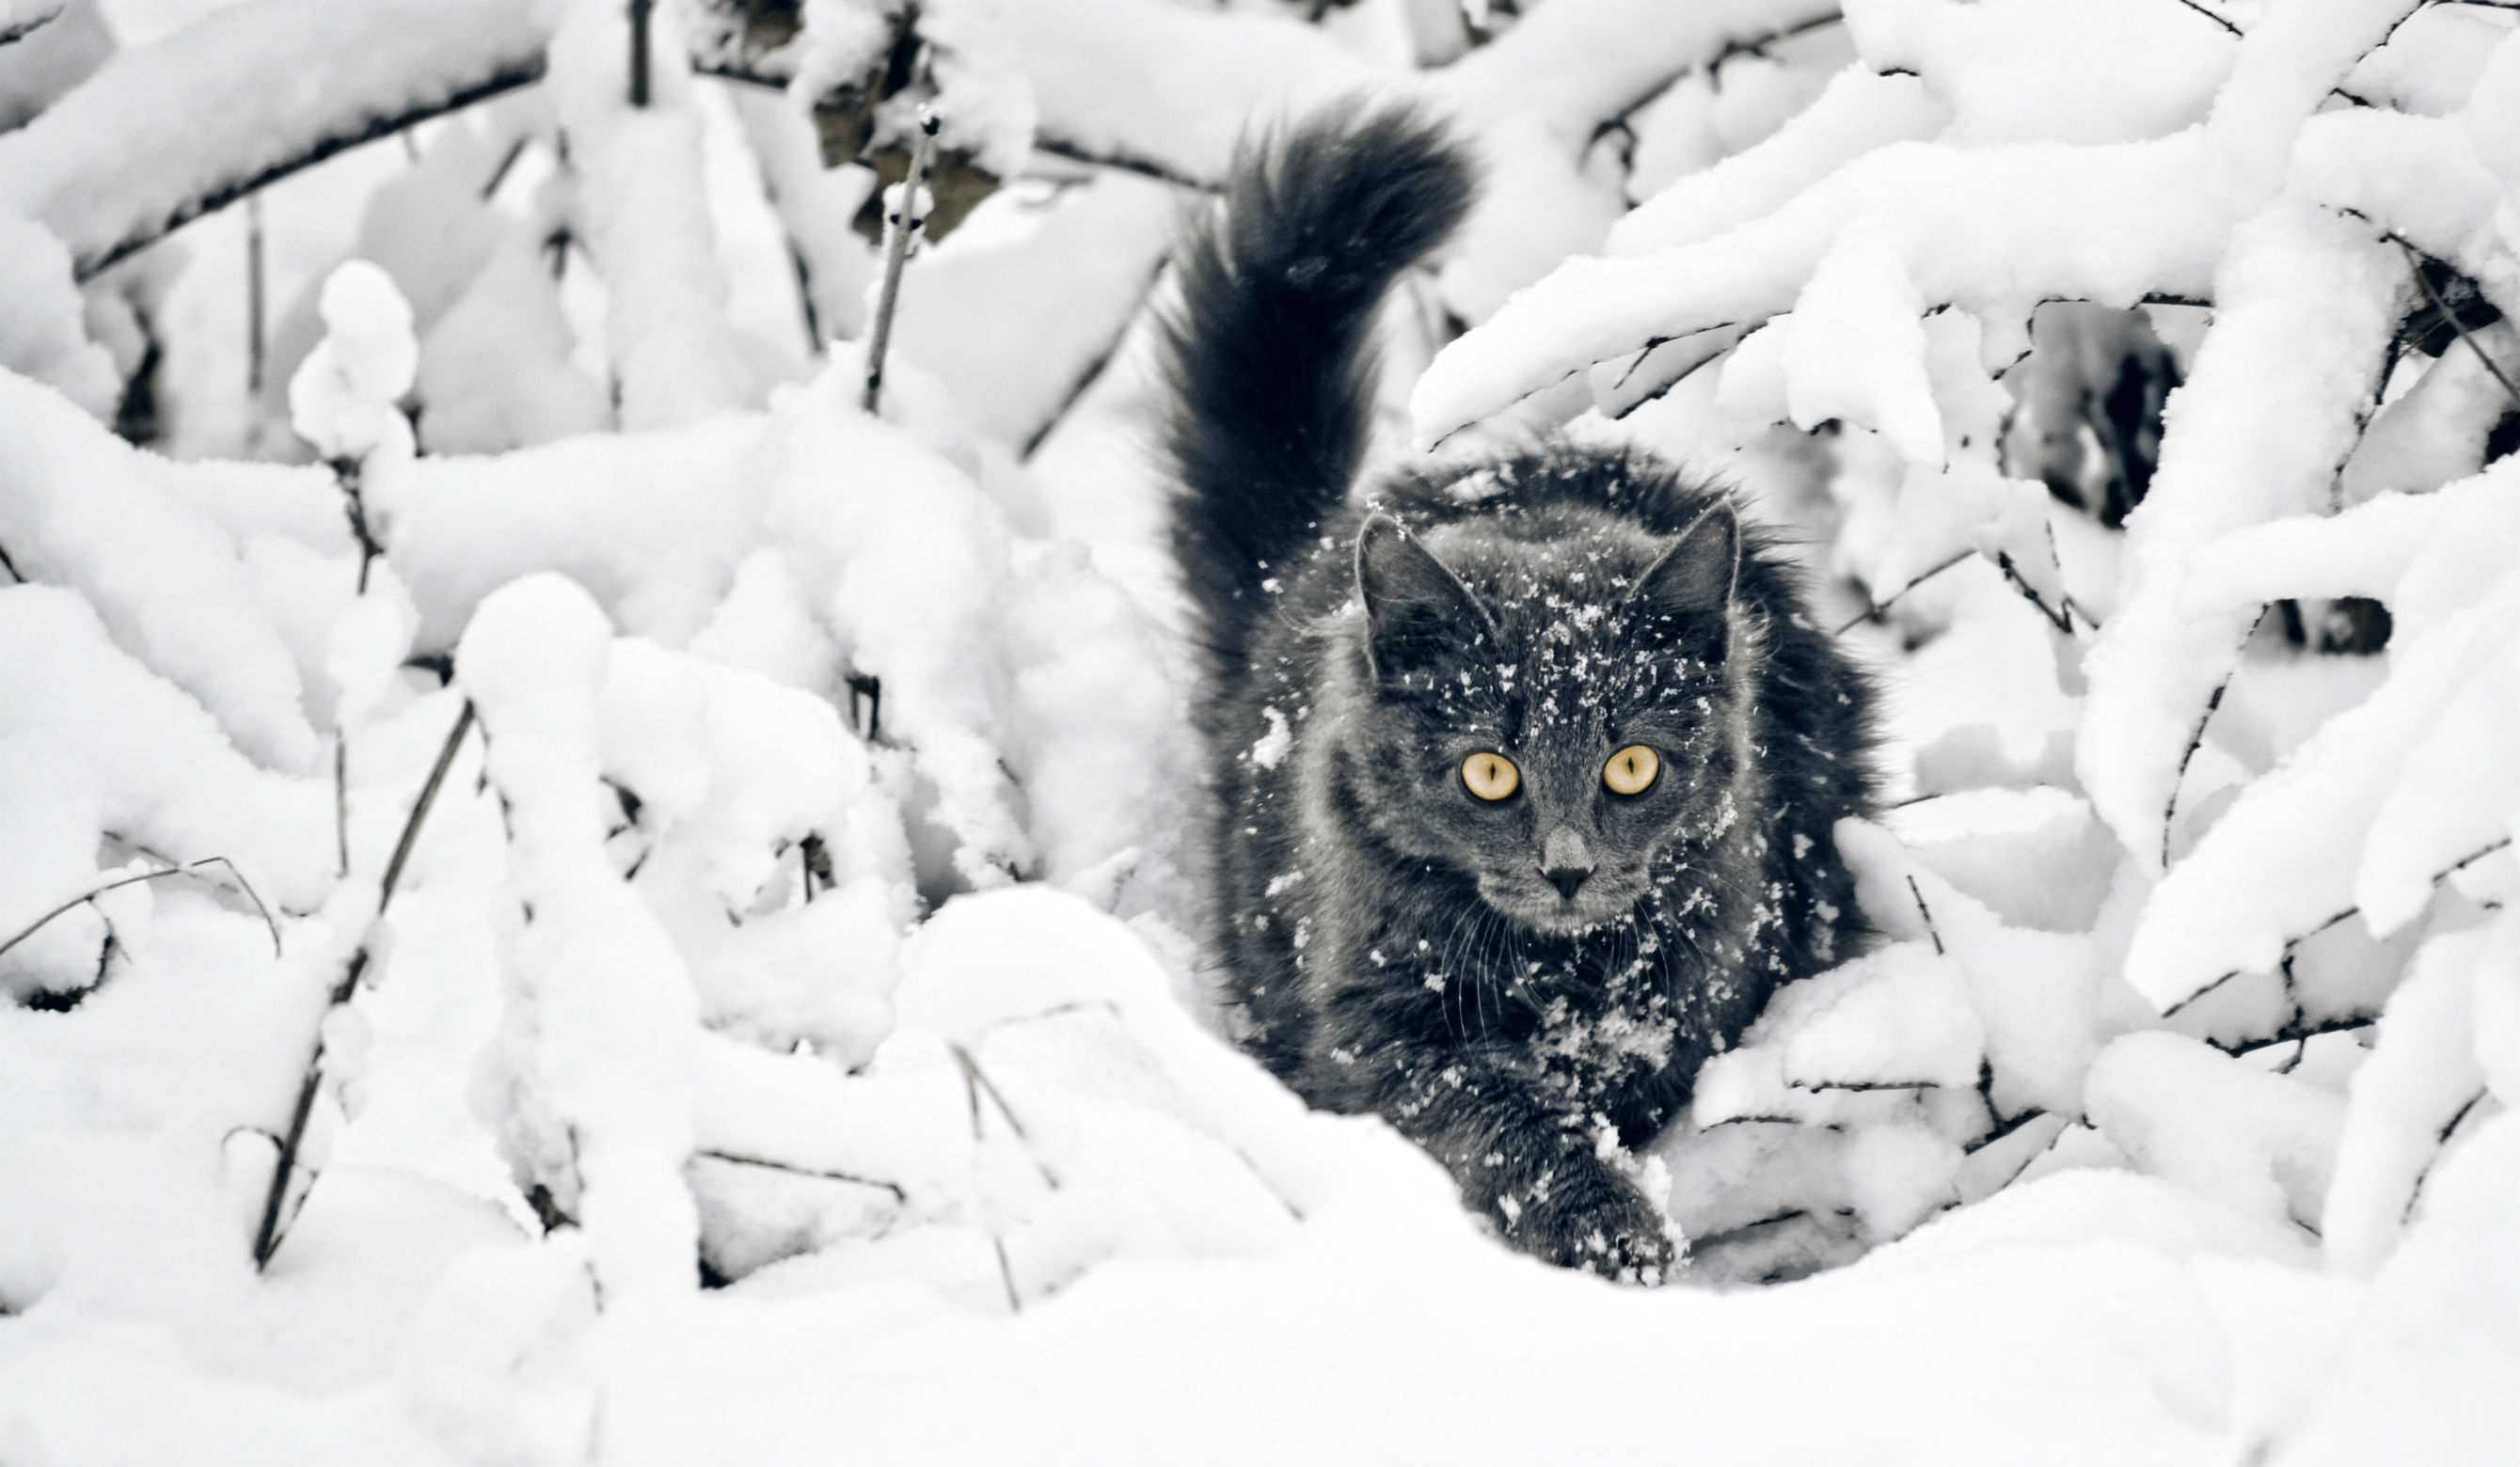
[1340,500,1750,936]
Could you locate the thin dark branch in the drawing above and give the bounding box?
[628,0,654,108]
[255,700,478,1269]
[992,1237,1022,1314]
[863,106,940,415]
[2162,607,2266,867]
[2206,1014,2374,1060]
[2164,837,2513,1019]
[1994,549,2084,635]
[1962,1104,2051,1156]
[694,1149,906,1203]
[1021,255,1171,461]
[952,1043,1035,1148]
[378,702,476,907]
[334,738,351,878]
[77,57,548,280]
[693,61,788,92]
[245,196,266,398]
[2402,1089,2486,1223]
[0,541,21,582]
[0,858,277,964]
[190,855,282,954]
[1032,134,1212,193]
[2163,0,2243,39]
[480,135,531,201]
[1834,551,1971,635]
[0,2,64,46]
[1906,875,1943,955]
[2398,240,2520,408]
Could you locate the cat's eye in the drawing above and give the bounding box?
[1603,745,1660,796]
[1461,751,1520,801]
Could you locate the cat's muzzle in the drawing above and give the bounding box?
[1479,867,1646,936]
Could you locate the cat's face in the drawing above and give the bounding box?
[1347,507,1744,936]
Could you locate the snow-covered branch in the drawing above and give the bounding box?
[0,0,550,280]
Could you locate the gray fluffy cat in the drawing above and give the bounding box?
[1162,104,1877,1280]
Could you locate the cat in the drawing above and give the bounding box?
[1161,103,1878,1281]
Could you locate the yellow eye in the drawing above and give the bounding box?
[1461,751,1520,801]
[1604,745,1659,796]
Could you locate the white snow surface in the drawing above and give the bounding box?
[1,2,2516,1462]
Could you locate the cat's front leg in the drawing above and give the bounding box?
[1362,1049,1680,1283]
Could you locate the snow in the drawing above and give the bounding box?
[3,2,2517,1461]
[288,260,417,464]
[0,371,323,773]
[0,213,119,417]
[458,575,703,1300]
[2079,198,2404,869]
[0,0,549,277]
[549,0,756,431]
[1610,67,1948,258]
[1844,0,2237,147]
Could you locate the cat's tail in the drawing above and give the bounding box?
[1162,101,1476,670]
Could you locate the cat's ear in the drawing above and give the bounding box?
[1626,501,1739,650]
[1355,513,1492,682]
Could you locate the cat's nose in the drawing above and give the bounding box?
[1538,827,1593,899]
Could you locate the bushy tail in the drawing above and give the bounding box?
[1162,102,1476,674]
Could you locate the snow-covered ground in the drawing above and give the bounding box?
[1,0,2514,1461]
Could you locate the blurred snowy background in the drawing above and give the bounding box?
[0,0,2515,1461]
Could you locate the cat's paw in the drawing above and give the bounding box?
[1501,1160,1680,1286]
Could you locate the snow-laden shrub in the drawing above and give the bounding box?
[1388,0,2520,1307]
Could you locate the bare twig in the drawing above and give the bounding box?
[863,108,941,415]
[797,833,832,903]
[246,195,267,399]
[1993,549,2085,635]
[192,855,282,954]
[2402,1090,2486,1223]
[952,1046,1026,1314]
[254,701,478,1269]
[2208,1013,2374,1061]
[2398,240,2520,408]
[1833,551,1970,635]
[628,0,654,108]
[332,457,383,593]
[1031,134,1212,193]
[480,135,530,201]
[1021,257,1173,461]
[952,1043,1051,1165]
[0,1,65,46]
[2163,0,2243,39]
[2161,607,2268,867]
[2163,837,2513,1019]
[694,1149,906,1204]
[0,858,279,965]
[846,672,882,742]
[1905,875,1943,956]
[334,738,351,878]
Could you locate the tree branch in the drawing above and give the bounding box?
[254,701,477,1269]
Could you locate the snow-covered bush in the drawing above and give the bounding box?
[0,0,2512,1461]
